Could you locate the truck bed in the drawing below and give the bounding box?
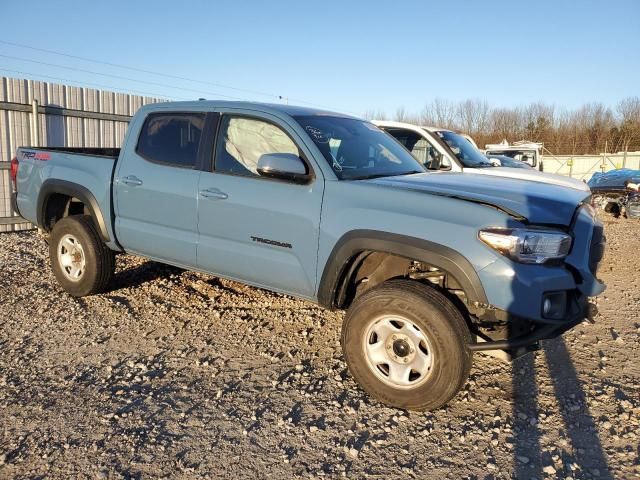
[15,146,120,248]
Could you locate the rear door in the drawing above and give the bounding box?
[114,111,207,267]
[196,111,324,298]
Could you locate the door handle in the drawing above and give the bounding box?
[120,175,143,187]
[199,188,228,200]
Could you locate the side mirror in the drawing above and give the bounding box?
[257,153,310,183]
[439,157,452,170]
[427,151,449,170]
[425,147,441,170]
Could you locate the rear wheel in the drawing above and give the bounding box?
[49,215,115,296]
[341,279,472,410]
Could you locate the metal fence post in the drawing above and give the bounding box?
[568,157,573,178]
[30,99,39,147]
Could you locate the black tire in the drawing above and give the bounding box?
[49,215,115,297]
[341,279,472,411]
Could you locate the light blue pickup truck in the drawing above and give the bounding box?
[11,101,605,410]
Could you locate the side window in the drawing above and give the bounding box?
[385,128,444,168]
[215,116,300,177]
[411,138,430,165]
[136,112,205,167]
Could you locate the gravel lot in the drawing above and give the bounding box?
[0,219,638,479]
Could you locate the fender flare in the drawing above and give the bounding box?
[317,230,488,309]
[36,179,110,242]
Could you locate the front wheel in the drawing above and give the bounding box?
[341,279,473,411]
[49,215,115,297]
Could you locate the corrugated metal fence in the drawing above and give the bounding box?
[0,76,163,232]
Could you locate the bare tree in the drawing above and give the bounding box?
[362,109,388,121]
[394,106,408,122]
[454,99,490,137]
[489,107,521,141]
[420,99,458,128]
[366,96,640,155]
[616,96,640,153]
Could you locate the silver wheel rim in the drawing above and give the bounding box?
[57,234,86,281]
[363,315,434,389]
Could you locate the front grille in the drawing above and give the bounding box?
[589,224,605,274]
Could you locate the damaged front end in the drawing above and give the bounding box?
[467,295,599,360]
[589,169,640,219]
[466,203,606,361]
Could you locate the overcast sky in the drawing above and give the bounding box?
[1,0,638,116]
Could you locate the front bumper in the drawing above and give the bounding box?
[469,204,605,354]
[468,294,597,352]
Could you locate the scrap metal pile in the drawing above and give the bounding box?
[589,169,640,219]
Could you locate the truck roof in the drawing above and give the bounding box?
[137,100,357,119]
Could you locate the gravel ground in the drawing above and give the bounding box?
[0,219,638,479]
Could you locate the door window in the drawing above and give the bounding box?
[136,112,205,167]
[384,128,449,170]
[215,116,300,177]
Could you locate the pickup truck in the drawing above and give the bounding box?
[373,121,589,191]
[485,141,545,171]
[11,101,605,411]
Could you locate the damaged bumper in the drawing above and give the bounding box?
[468,294,598,353]
[468,204,606,356]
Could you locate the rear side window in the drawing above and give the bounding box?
[136,112,205,167]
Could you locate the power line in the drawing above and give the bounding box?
[0,68,187,100]
[0,39,356,114]
[0,39,281,100]
[0,53,245,101]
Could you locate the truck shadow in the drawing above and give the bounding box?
[109,260,184,291]
[511,337,612,479]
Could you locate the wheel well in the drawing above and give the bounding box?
[37,180,112,243]
[42,193,89,232]
[335,250,467,311]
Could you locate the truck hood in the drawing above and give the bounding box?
[361,172,590,225]
[465,166,591,192]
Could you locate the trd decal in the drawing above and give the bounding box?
[22,151,50,161]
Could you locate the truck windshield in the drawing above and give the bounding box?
[294,116,425,180]
[434,130,493,168]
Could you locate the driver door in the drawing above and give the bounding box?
[196,112,324,298]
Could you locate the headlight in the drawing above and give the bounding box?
[479,228,572,264]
